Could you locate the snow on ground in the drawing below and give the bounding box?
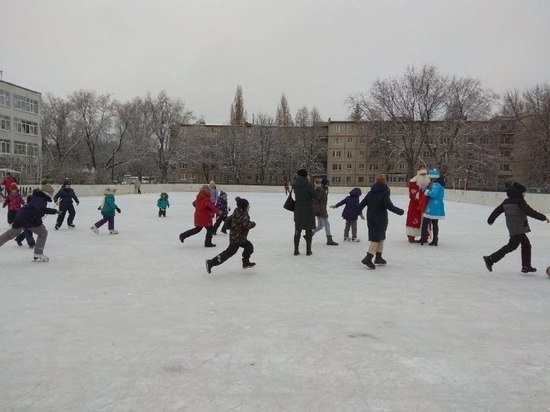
[1,190,550,411]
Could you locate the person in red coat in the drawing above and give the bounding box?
[2,172,17,196]
[179,185,219,247]
[405,166,430,243]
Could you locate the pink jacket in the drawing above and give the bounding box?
[3,192,25,211]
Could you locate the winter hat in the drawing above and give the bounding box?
[11,184,18,192]
[160,192,168,199]
[200,184,211,195]
[219,191,227,198]
[512,182,526,194]
[62,178,71,186]
[375,173,387,184]
[236,197,249,209]
[105,185,117,194]
[416,165,428,175]
[428,169,440,179]
[41,184,54,197]
[321,177,329,185]
[297,169,308,177]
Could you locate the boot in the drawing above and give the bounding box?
[407,236,416,243]
[361,253,375,269]
[205,256,221,274]
[179,233,185,243]
[521,266,537,273]
[483,256,493,272]
[242,258,256,269]
[305,230,313,256]
[326,235,338,246]
[90,225,99,234]
[294,231,301,255]
[374,252,387,264]
[429,238,438,246]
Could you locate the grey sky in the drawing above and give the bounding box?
[2,0,549,124]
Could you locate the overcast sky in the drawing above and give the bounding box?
[2,0,549,124]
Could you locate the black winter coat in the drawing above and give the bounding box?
[54,187,79,209]
[359,182,404,242]
[12,190,58,228]
[292,175,316,230]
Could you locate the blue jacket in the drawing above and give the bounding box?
[334,188,362,221]
[424,179,445,219]
[100,194,119,217]
[12,189,58,228]
[157,198,170,209]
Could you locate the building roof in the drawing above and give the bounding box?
[0,79,41,95]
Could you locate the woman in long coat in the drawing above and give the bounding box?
[359,173,404,269]
[292,169,316,256]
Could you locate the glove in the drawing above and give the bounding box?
[76,202,80,206]
[116,207,122,213]
[97,206,101,210]
[249,221,256,229]
[398,209,405,216]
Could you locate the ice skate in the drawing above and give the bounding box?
[109,230,119,235]
[33,254,49,262]
[90,225,99,234]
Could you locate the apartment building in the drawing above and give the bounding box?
[0,80,42,183]
[326,119,527,191]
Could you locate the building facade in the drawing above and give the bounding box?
[0,80,42,183]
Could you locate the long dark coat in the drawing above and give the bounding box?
[12,189,58,229]
[292,175,316,230]
[314,186,328,218]
[359,182,404,242]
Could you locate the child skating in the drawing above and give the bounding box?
[90,186,121,235]
[331,187,364,241]
[3,185,25,225]
[212,191,229,235]
[483,182,549,273]
[205,197,256,273]
[157,192,170,217]
[53,179,80,229]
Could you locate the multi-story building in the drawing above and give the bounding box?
[326,118,527,191]
[0,80,42,183]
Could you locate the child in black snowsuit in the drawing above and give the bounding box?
[205,197,256,273]
[54,179,80,229]
[483,182,549,273]
[212,191,230,235]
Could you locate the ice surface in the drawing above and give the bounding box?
[1,191,549,411]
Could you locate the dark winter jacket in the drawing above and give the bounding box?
[12,189,58,229]
[292,175,316,230]
[488,186,546,236]
[227,205,256,244]
[314,186,328,218]
[215,195,230,218]
[54,187,80,209]
[334,188,362,221]
[359,182,404,242]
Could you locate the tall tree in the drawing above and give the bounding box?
[276,94,293,126]
[229,85,247,125]
[143,90,194,182]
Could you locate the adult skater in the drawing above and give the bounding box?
[0,184,58,262]
[406,165,430,243]
[483,182,549,273]
[419,169,445,246]
[359,173,404,269]
[292,169,316,256]
[54,179,80,229]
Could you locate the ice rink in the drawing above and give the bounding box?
[1,190,550,411]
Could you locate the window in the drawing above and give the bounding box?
[332,163,342,170]
[14,95,39,114]
[368,164,378,171]
[14,141,26,155]
[27,143,39,157]
[359,137,366,144]
[347,137,353,143]
[0,114,9,130]
[500,134,514,144]
[15,118,38,135]
[332,176,342,184]
[333,137,341,144]
[358,176,364,183]
[347,124,353,131]
[501,150,511,158]
[347,151,353,158]
[359,150,365,157]
[346,176,351,182]
[332,150,342,158]
[0,90,9,107]
[0,139,9,154]
[333,124,342,132]
[500,164,510,171]
[346,163,352,169]
[358,163,365,169]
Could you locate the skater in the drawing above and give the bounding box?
[53,179,80,229]
[14,192,36,248]
[179,185,219,247]
[90,186,122,235]
[157,192,170,217]
[483,182,548,273]
[406,165,430,243]
[292,169,316,256]
[209,180,218,204]
[205,197,256,273]
[359,173,404,269]
[212,191,229,235]
[283,177,290,196]
[134,178,142,194]
[3,185,25,225]
[1,172,17,197]
[313,177,338,245]
[419,169,445,246]
[0,184,58,262]
[331,187,364,241]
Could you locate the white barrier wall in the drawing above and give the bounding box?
[53,184,550,214]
